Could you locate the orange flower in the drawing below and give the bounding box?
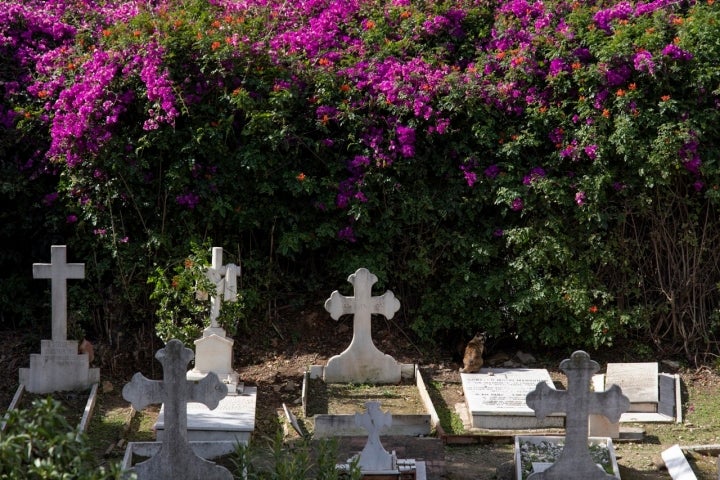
[709,0,714,5]
[495,51,506,60]
[211,20,221,28]
[602,109,610,118]
[616,89,625,97]
[629,83,637,91]
[571,61,582,70]
[102,29,112,37]
[661,95,671,102]
[364,19,376,30]
[589,305,598,313]
[184,258,194,268]
[296,172,306,182]
[133,30,142,37]
[321,114,329,125]
[673,36,681,45]
[318,58,330,66]
[400,10,412,19]
[37,90,49,99]
[672,17,684,25]
[171,276,180,288]
[339,84,350,93]
[211,41,221,50]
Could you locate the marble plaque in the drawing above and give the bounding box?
[462,369,564,429]
[606,363,658,412]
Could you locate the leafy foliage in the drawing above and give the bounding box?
[1,0,719,356]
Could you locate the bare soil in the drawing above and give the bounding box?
[2,305,720,479]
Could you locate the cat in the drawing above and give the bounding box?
[459,332,486,373]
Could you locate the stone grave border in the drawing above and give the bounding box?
[1,382,99,435]
[303,364,438,437]
[593,372,682,423]
[514,435,620,480]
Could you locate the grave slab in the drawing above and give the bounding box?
[606,363,658,412]
[323,268,402,384]
[20,246,99,394]
[155,387,257,442]
[515,436,620,480]
[461,369,564,429]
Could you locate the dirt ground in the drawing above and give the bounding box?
[2,305,720,479]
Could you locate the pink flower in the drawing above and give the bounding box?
[511,197,524,211]
[575,191,586,206]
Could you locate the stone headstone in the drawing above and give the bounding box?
[188,247,241,392]
[461,369,564,429]
[354,401,395,471]
[605,362,658,412]
[122,339,231,480]
[525,350,630,480]
[19,245,99,393]
[323,268,401,384]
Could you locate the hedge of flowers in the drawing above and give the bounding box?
[1,0,719,354]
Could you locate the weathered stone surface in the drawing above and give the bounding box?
[122,339,231,480]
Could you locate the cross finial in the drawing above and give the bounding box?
[525,351,629,480]
[33,245,85,342]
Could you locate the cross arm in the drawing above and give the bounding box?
[122,372,165,411]
[373,291,400,319]
[526,381,565,420]
[189,371,228,410]
[325,291,353,320]
[591,384,630,423]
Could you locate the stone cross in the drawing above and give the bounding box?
[324,268,402,383]
[122,339,231,479]
[354,401,394,471]
[33,245,85,342]
[206,247,239,331]
[526,350,629,480]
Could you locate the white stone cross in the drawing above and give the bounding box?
[206,247,240,330]
[122,339,231,479]
[526,350,629,480]
[33,245,85,342]
[324,268,402,383]
[354,401,394,471]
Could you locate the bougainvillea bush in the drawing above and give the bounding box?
[1,0,719,356]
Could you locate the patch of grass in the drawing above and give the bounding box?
[425,380,465,434]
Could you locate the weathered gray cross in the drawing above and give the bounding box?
[206,247,240,330]
[354,401,394,471]
[325,268,400,353]
[526,350,629,480]
[33,245,85,342]
[122,339,231,480]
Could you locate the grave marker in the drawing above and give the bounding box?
[324,268,401,383]
[187,247,242,393]
[19,245,99,393]
[122,339,231,480]
[32,245,85,342]
[354,401,394,471]
[605,362,658,412]
[461,369,564,429]
[525,350,630,480]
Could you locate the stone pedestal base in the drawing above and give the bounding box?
[19,340,100,394]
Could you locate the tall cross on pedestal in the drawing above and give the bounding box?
[526,350,629,480]
[206,247,239,331]
[33,245,85,342]
[122,340,231,479]
[325,268,400,353]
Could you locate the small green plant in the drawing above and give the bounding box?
[148,242,248,346]
[231,432,361,480]
[0,397,129,479]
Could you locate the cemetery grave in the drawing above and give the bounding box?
[302,268,434,438]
